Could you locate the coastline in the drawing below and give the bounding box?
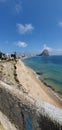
[27,66,62,102]
[27,65,62,103]
[0,59,62,108]
[16,60,62,108]
[39,78,62,100]
[35,71,62,100]
[22,59,62,101]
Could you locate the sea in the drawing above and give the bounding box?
[23,56,62,97]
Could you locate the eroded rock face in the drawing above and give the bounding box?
[0,81,62,130]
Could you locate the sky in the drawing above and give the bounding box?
[0,0,62,55]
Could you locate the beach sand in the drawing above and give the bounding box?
[16,60,62,108]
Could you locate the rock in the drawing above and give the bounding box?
[38,49,49,56]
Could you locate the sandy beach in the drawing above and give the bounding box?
[16,60,62,108]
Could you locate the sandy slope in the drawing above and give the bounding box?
[0,60,62,130]
[16,60,62,108]
[0,61,18,87]
[0,60,61,108]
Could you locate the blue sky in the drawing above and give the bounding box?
[0,0,62,55]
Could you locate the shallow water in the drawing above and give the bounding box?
[23,56,62,94]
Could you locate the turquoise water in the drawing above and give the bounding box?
[23,56,62,94]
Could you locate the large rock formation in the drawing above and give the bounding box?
[38,49,49,56]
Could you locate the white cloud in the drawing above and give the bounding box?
[16,41,27,48]
[14,1,22,14]
[43,44,62,54]
[16,23,34,34]
[58,22,62,27]
[54,49,62,53]
[43,44,52,52]
[0,0,22,14]
[15,3,22,14]
[11,0,22,14]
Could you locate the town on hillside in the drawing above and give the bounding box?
[0,49,49,61]
[0,51,26,61]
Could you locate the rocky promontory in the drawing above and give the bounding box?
[38,49,49,56]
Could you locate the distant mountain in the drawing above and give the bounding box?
[38,49,49,56]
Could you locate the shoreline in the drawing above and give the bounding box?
[27,65,62,102]
[40,79,62,100]
[22,56,62,97]
[36,72,62,100]
[16,60,62,108]
[23,61,62,101]
[0,60,62,108]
